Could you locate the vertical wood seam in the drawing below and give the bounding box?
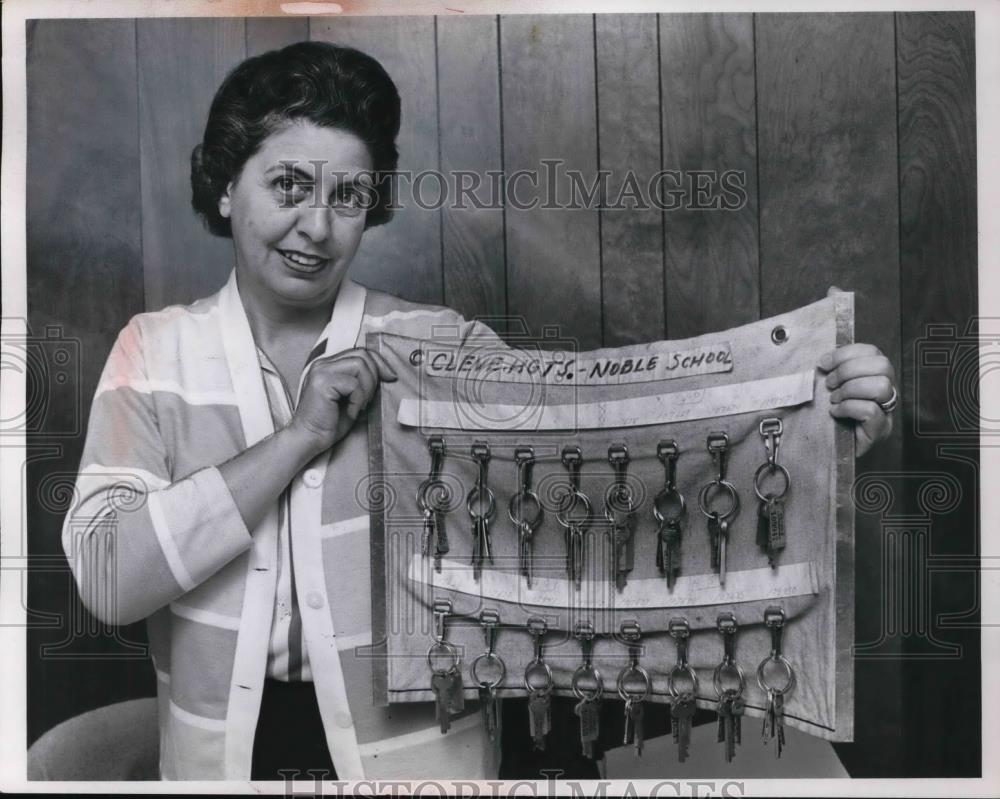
[656,14,667,339]
[496,15,509,326]
[592,14,605,347]
[434,16,446,306]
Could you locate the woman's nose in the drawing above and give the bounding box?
[296,204,334,244]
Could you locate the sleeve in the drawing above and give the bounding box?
[61,318,253,626]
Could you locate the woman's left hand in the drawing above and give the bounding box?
[818,342,897,457]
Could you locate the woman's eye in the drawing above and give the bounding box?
[332,187,366,215]
[273,176,309,203]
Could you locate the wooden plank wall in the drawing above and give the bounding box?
[25,13,978,777]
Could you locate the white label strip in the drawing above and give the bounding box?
[422,342,734,385]
[407,555,819,608]
[397,370,815,431]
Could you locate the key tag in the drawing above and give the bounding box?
[572,620,604,759]
[417,435,452,572]
[427,598,464,734]
[653,441,686,590]
[754,418,792,568]
[556,446,593,590]
[604,444,638,592]
[668,618,698,763]
[756,606,796,758]
[698,432,740,587]
[508,446,544,589]
[713,612,747,763]
[616,620,651,757]
[524,616,554,751]
[470,609,506,741]
[466,441,496,581]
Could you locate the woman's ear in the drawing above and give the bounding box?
[217,181,234,219]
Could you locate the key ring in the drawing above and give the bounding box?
[753,417,791,503]
[470,609,506,689]
[571,621,603,701]
[556,446,593,529]
[667,618,698,697]
[427,598,460,674]
[603,444,636,523]
[508,446,544,534]
[712,612,746,699]
[524,617,554,695]
[616,620,651,702]
[756,606,796,696]
[698,432,740,519]
[653,440,685,523]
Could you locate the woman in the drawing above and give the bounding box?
[62,40,896,781]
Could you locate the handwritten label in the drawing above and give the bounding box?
[422,342,734,385]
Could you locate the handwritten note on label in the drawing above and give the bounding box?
[422,341,734,385]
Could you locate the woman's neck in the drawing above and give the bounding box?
[237,276,335,350]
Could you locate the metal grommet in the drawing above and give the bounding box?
[471,651,506,689]
[698,480,740,519]
[771,325,788,345]
[753,462,791,503]
[756,655,796,696]
[409,349,424,365]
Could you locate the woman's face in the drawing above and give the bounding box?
[218,119,374,311]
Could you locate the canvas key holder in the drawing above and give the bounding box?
[367,292,855,743]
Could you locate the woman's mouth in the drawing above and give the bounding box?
[278,248,330,274]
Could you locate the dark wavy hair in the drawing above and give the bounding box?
[190,41,401,237]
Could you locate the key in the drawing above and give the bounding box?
[671,692,696,762]
[613,522,627,589]
[570,524,584,587]
[445,667,465,715]
[574,697,601,759]
[527,691,551,751]
[763,689,786,757]
[663,519,682,588]
[421,507,434,557]
[622,697,634,746]
[757,499,770,551]
[479,684,501,740]
[767,496,786,565]
[731,694,745,748]
[435,508,449,559]
[718,517,728,586]
[627,697,645,756]
[482,517,493,564]
[716,690,742,763]
[432,671,454,734]
[519,523,533,588]
[708,512,721,570]
[655,520,665,572]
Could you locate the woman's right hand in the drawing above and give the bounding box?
[288,348,398,456]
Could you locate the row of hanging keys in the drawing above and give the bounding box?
[428,602,795,761]
[417,420,793,588]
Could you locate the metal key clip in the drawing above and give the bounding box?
[571,620,602,701]
[617,620,651,702]
[471,609,506,689]
[713,612,746,698]
[759,418,783,468]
